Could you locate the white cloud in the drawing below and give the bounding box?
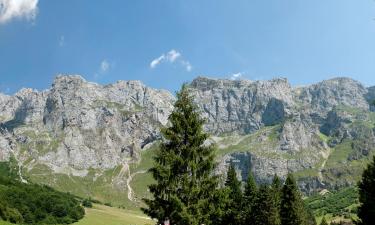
[59,35,65,47]
[94,59,113,80]
[181,60,192,72]
[230,72,243,80]
[150,49,192,72]
[100,60,110,73]
[167,49,181,62]
[150,55,165,68]
[0,0,39,24]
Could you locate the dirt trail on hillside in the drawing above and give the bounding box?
[127,169,147,201]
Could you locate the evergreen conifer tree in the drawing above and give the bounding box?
[242,169,258,224]
[253,185,281,225]
[280,174,307,225]
[357,156,375,225]
[223,163,243,225]
[271,174,282,219]
[142,84,218,225]
[271,174,283,222]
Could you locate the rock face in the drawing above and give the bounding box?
[190,77,295,134]
[191,77,375,193]
[0,75,174,175]
[1,75,375,199]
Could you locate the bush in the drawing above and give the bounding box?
[6,208,24,224]
[82,199,93,208]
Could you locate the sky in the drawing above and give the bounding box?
[0,0,375,94]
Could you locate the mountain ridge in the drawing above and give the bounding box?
[1,74,375,207]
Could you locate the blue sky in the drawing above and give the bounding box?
[1,0,375,94]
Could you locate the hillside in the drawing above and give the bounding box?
[0,75,374,208]
[0,161,84,224]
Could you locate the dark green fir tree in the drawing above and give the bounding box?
[142,84,218,225]
[242,169,258,224]
[223,163,243,225]
[280,174,307,225]
[357,156,375,225]
[271,174,283,217]
[253,185,281,225]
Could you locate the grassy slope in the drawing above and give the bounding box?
[305,187,359,224]
[321,106,375,186]
[24,144,157,210]
[73,204,154,225]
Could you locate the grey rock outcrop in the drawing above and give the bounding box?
[0,75,175,174]
[190,76,295,135]
[0,75,374,197]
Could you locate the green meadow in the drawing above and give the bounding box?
[73,204,154,225]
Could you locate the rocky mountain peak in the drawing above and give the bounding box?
[1,75,375,200]
[53,74,88,86]
[297,77,369,115]
[190,76,254,90]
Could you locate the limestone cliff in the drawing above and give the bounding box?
[1,75,374,204]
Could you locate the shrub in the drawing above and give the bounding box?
[82,199,93,208]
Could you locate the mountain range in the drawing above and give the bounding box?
[1,75,374,208]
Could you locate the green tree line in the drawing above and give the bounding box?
[0,162,84,224]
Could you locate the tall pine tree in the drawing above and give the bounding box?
[242,169,258,224]
[271,175,282,213]
[280,174,307,225]
[223,163,243,225]
[253,185,281,225]
[357,156,375,225]
[142,84,218,225]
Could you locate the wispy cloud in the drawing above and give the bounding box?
[150,55,165,69]
[94,59,113,80]
[230,72,243,80]
[100,60,110,73]
[59,35,65,47]
[0,0,39,24]
[167,49,181,62]
[150,49,192,72]
[181,60,192,72]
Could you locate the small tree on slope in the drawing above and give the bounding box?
[142,84,218,225]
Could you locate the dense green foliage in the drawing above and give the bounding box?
[223,164,243,225]
[357,156,375,225]
[253,185,280,225]
[280,174,311,225]
[305,187,358,218]
[242,170,258,224]
[320,217,328,225]
[0,162,84,224]
[142,84,219,225]
[82,199,93,208]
